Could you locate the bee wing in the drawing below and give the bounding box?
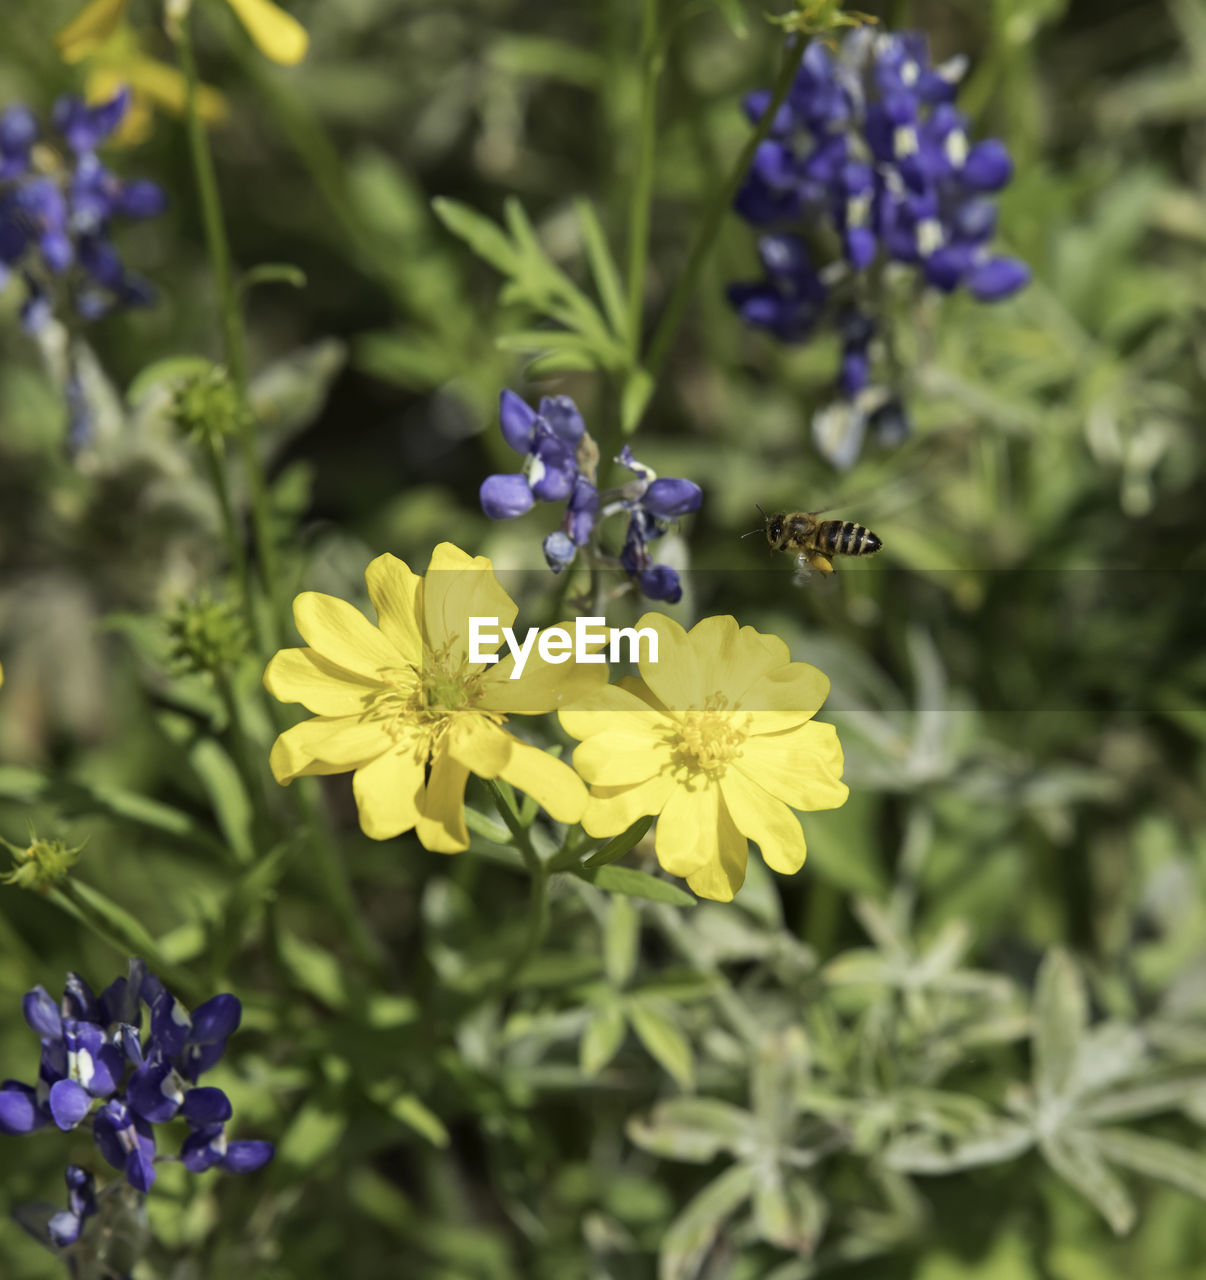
[792,553,816,588]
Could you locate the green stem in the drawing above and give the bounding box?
[625,0,662,353]
[201,435,260,649]
[486,780,550,990]
[178,18,290,649]
[486,778,541,874]
[642,36,806,391]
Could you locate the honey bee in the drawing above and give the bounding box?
[746,505,883,581]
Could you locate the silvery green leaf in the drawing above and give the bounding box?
[752,1170,826,1254]
[604,895,639,987]
[627,1098,755,1163]
[752,1028,809,1133]
[250,338,347,458]
[822,948,892,988]
[882,1117,1033,1173]
[658,1163,757,1280]
[1075,1075,1206,1125]
[1033,948,1088,1108]
[1093,1128,1206,1202]
[1072,1021,1148,1097]
[580,1000,627,1078]
[914,919,973,982]
[630,1002,695,1090]
[1038,1131,1136,1235]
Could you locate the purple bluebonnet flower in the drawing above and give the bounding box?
[730,30,1028,465]
[0,87,164,334]
[47,1165,98,1248]
[480,392,702,600]
[1,960,272,1200]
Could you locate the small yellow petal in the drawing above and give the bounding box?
[57,0,127,63]
[112,56,228,123]
[720,770,807,875]
[582,773,675,838]
[269,718,384,784]
[654,784,719,878]
[291,591,407,681]
[353,737,426,841]
[416,738,470,853]
[499,740,588,825]
[421,543,518,667]
[225,0,309,66]
[263,647,378,715]
[479,621,609,714]
[558,682,666,742]
[615,675,666,710]
[572,732,669,788]
[445,716,512,779]
[685,798,748,902]
[364,553,424,667]
[735,721,848,813]
[741,660,830,719]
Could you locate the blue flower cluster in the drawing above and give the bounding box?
[0,960,272,1199]
[728,30,1030,462]
[0,87,165,331]
[480,390,702,603]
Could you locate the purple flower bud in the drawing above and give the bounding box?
[222,1139,275,1173]
[566,476,599,544]
[962,139,1013,192]
[742,89,793,136]
[968,255,1030,301]
[181,1123,226,1172]
[116,179,167,220]
[47,1210,85,1247]
[751,140,795,189]
[49,1079,93,1130]
[637,566,683,604]
[23,986,62,1039]
[839,350,870,397]
[538,395,586,443]
[182,1086,233,1126]
[498,389,537,452]
[191,994,241,1044]
[0,1081,45,1134]
[528,436,576,502]
[952,197,997,244]
[480,474,535,519]
[923,244,972,292]
[843,226,877,270]
[644,478,702,519]
[128,1055,183,1123]
[542,531,576,572]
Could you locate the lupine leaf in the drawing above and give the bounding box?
[1039,1131,1136,1235]
[577,864,695,906]
[575,197,630,343]
[658,1163,757,1280]
[581,814,655,869]
[580,1000,627,1077]
[279,930,348,1010]
[432,197,521,274]
[630,1003,695,1089]
[752,1170,826,1254]
[628,1098,755,1163]
[1033,948,1088,1106]
[882,1117,1034,1173]
[604,895,640,987]
[1093,1128,1206,1202]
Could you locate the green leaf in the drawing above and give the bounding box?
[1039,1132,1136,1235]
[575,197,629,344]
[582,815,654,869]
[187,738,254,865]
[580,1001,627,1077]
[241,262,307,293]
[709,0,749,37]
[628,1098,754,1162]
[126,355,217,406]
[882,1117,1034,1173]
[1094,1128,1206,1203]
[367,1081,451,1148]
[753,1170,825,1254]
[577,864,695,906]
[277,1099,348,1172]
[431,197,520,275]
[1033,947,1088,1106]
[604,895,640,986]
[1076,1075,1206,1125]
[55,881,164,964]
[621,367,655,435]
[630,1002,694,1089]
[279,930,348,1010]
[659,1163,757,1280]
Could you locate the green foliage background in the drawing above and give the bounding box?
[2,0,1205,1277]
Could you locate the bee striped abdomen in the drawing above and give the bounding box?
[817,520,882,557]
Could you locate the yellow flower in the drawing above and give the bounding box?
[264,544,607,852]
[559,614,848,902]
[59,0,308,70]
[57,1,227,145]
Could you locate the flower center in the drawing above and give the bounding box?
[420,639,489,714]
[668,693,748,778]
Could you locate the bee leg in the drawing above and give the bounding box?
[813,555,834,575]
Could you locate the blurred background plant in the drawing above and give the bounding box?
[2,0,1206,1277]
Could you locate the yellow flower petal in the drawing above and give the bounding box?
[269,718,385,784]
[113,55,228,123]
[422,543,518,667]
[616,675,666,709]
[225,0,309,66]
[654,783,720,878]
[364,553,424,667]
[445,716,512,779]
[416,738,470,853]
[263,647,379,715]
[499,740,588,825]
[558,682,665,741]
[735,721,848,813]
[272,714,390,772]
[572,731,670,787]
[57,0,127,63]
[479,621,609,714]
[292,591,406,681]
[582,773,676,838]
[685,798,748,902]
[353,737,426,841]
[741,660,830,720]
[720,770,807,875]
